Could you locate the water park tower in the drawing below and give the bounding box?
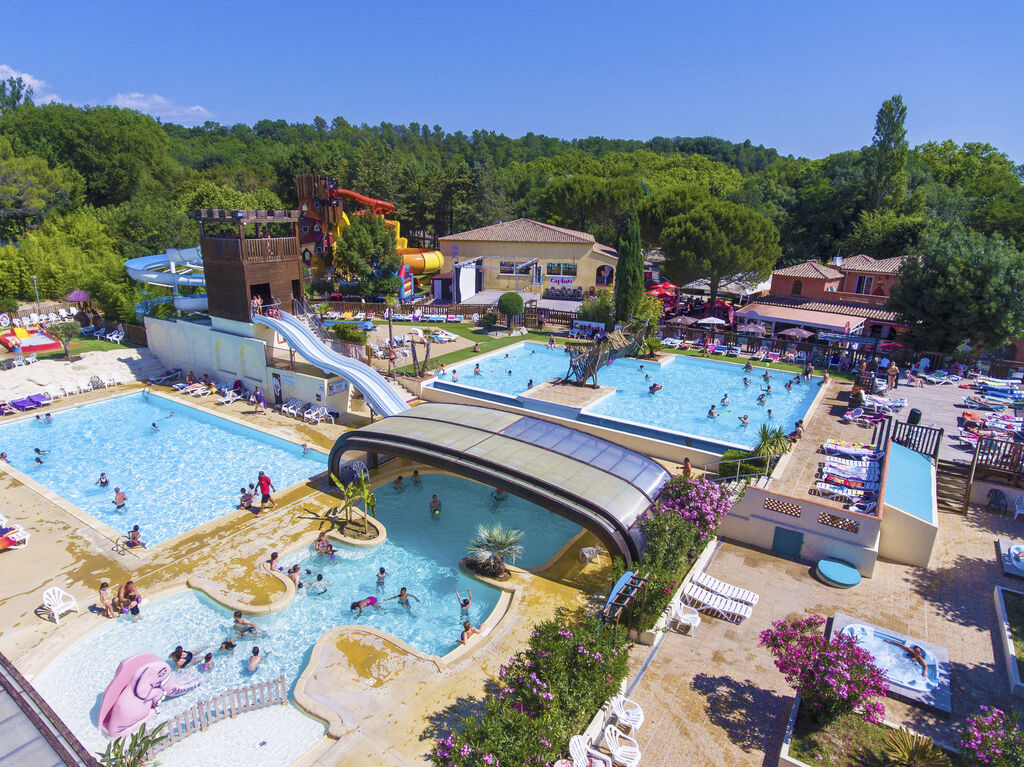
[194,208,304,324]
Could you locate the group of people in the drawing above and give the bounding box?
[168,611,270,675]
[98,580,143,620]
[237,471,277,514]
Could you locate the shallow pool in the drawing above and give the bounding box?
[32,474,581,763]
[840,623,939,691]
[434,342,819,449]
[0,392,326,544]
[883,444,935,522]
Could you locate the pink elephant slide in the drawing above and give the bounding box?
[98,653,202,738]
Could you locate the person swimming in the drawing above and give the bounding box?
[233,610,262,636]
[785,380,793,391]
[738,414,750,425]
[743,360,753,372]
[456,587,473,616]
[151,422,159,432]
[757,393,767,405]
[721,393,730,405]
[307,574,330,595]
[458,620,480,645]
[246,647,263,673]
[386,587,420,610]
[198,652,215,672]
[170,645,200,669]
[707,405,720,418]
[473,364,481,376]
[376,567,388,590]
[743,377,751,387]
[219,639,237,653]
[350,596,380,617]
[883,638,928,675]
[429,495,442,515]
[112,487,127,509]
[491,488,507,502]
[649,383,662,394]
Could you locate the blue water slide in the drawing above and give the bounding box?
[125,247,208,312]
[252,311,410,417]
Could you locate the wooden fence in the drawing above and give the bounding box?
[149,674,288,754]
[969,436,1024,486]
[889,421,944,461]
[90,319,148,347]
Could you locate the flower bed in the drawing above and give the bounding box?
[431,612,629,767]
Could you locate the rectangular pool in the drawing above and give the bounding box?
[0,392,326,543]
[430,342,821,451]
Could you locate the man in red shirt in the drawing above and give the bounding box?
[256,471,277,514]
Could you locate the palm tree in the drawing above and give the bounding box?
[467,524,524,578]
[753,424,789,457]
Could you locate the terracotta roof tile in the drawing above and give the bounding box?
[772,261,844,280]
[838,254,906,275]
[750,295,900,322]
[439,218,595,244]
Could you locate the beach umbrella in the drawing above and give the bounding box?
[776,327,815,339]
[879,341,903,352]
[667,316,699,326]
[736,322,767,334]
[696,316,727,326]
[65,289,90,303]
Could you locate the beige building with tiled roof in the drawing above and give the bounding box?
[438,219,617,302]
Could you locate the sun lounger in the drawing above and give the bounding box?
[191,385,214,398]
[820,474,880,492]
[148,370,180,383]
[749,348,767,361]
[822,440,882,459]
[810,481,876,504]
[10,398,38,411]
[1,527,29,550]
[23,353,37,364]
[824,455,879,469]
[683,583,752,623]
[964,395,1006,410]
[820,461,880,480]
[725,345,741,357]
[693,571,759,606]
[27,393,52,407]
[0,402,17,415]
[217,391,243,405]
[765,351,781,363]
[925,373,960,385]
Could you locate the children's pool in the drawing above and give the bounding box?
[32,473,581,763]
[0,391,326,544]
[430,342,820,450]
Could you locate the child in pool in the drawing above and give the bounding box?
[351,596,380,617]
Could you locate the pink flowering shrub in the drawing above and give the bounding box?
[654,476,732,544]
[960,706,1024,766]
[759,615,888,724]
[430,615,629,766]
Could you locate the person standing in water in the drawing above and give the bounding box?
[376,567,388,590]
[385,587,420,610]
[429,495,442,516]
[456,587,472,617]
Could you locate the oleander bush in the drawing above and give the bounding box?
[960,706,1024,766]
[431,613,629,767]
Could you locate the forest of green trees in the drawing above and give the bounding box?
[1,77,1022,343]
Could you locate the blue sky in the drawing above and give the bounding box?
[3,1,1021,162]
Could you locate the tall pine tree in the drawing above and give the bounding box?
[614,207,644,323]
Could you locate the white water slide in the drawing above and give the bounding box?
[253,311,410,417]
[124,247,209,312]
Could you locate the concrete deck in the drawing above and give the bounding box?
[627,503,1017,765]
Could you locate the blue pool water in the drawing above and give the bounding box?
[884,444,935,522]
[840,624,939,691]
[32,474,580,757]
[434,342,820,449]
[0,392,326,544]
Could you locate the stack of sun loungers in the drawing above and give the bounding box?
[682,579,756,624]
[0,513,29,551]
[810,442,883,513]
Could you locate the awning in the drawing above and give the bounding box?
[736,304,866,334]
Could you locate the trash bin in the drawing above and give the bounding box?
[908,408,922,426]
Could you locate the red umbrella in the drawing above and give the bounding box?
[879,341,903,352]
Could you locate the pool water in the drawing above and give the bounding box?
[0,392,326,544]
[884,444,935,522]
[32,474,581,761]
[435,342,819,449]
[841,624,939,691]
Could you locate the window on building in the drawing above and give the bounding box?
[596,266,614,286]
[855,275,873,294]
[547,262,561,275]
[313,201,320,208]
[315,245,323,254]
[562,262,577,276]
[791,280,802,296]
[499,261,516,275]
[301,225,309,234]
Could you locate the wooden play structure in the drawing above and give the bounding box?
[563,326,645,387]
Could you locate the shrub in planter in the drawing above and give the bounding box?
[466,524,523,580]
[960,706,1024,766]
[331,324,367,345]
[480,312,498,330]
[717,449,766,479]
[654,476,732,545]
[760,614,888,724]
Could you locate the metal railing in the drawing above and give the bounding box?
[696,452,786,483]
[293,296,331,343]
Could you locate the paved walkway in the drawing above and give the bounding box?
[627,504,1018,766]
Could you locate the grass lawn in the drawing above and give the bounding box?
[790,707,960,766]
[36,337,132,361]
[1002,590,1024,680]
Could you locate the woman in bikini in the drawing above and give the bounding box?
[350,596,381,617]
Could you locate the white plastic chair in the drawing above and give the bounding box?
[569,735,611,767]
[43,587,79,624]
[1015,495,1024,521]
[670,601,701,636]
[609,695,644,731]
[579,546,602,565]
[603,725,641,767]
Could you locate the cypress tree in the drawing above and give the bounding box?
[614,207,644,323]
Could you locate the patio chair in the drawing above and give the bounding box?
[827,355,841,371]
[669,601,701,635]
[42,587,79,625]
[683,582,752,623]
[692,571,760,606]
[579,546,602,565]
[569,736,611,767]
[987,488,1010,514]
[24,353,37,364]
[602,725,641,767]
[840,408,865,423]
[92,327,106,339]
[766,351,781,363]
[1015,496,1024,521]
[910,357,931,374]
[609,694,644,731]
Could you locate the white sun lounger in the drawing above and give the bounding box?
[810,481,876,503]
[692,571,760,606]
[217,391,243,405]
[683,582,752,623]
[820,463,880,481]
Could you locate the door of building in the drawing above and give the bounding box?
[771,527,804,560]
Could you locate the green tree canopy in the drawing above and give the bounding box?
[614,207,644,322]
[867,95,909,211]
[660,198,781,308]
[0,136,84,239]
[0,76,34,115]
[497,291,524,327]
[888,224,1024,352]
[334,213,400,297]
[845,208,929,260]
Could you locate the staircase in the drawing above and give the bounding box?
[936,459,971,514]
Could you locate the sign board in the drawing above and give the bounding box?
[328,379,349,394]
[549,276,575,287]
[282,375,295,386]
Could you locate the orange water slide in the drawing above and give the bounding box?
[327,188,396,215]
[399,248,444,275]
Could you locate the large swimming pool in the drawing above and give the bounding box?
[32,474,581,763]
[431,342,820,450]
[0,392,326,544]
